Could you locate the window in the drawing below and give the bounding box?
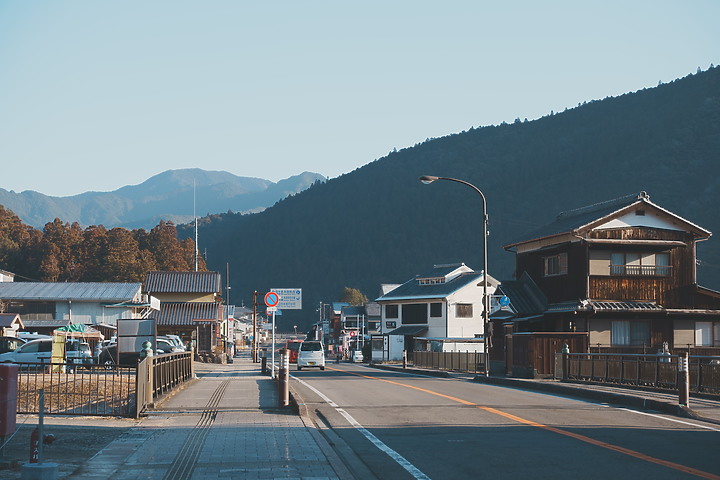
[611,252,671,276]
[418,278,445,285]
[402,304,428,324]
[695,322,720,347]
[543,253,568,276]
[455,304,473,318]
[385,304,398,319]
[430,303,443,318]
[611,320,650,345]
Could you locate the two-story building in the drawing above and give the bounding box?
[500,192,720,376]
[375,263,498,360]
[144,271,223,353]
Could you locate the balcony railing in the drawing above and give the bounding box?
[610,264,671,276]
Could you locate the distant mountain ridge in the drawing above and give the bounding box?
[0,169,325,229]
[183,67,720,330]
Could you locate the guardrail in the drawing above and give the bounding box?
[556,352,720,395]
[412,350,485,374]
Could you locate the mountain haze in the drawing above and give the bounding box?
[186,67,720,331]
[0,169,325,229]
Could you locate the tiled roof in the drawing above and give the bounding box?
[496,273,547,315]
[154,302,221,326]
[0,282,142,302]
[589,300,663,312]
[145,271,221,294]
[505,192,710,249]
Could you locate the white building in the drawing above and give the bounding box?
[374,263,499,361]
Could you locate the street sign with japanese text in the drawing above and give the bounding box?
[270,288,302,310]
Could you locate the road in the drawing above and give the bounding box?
[291,362,720,480]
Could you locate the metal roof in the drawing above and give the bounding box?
[144,271,221,294]
[496,273,547,316]
[0,282,142,302]
[377,272,498,302]
[154,302,221,326]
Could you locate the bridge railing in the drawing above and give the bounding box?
[555,352,720,396]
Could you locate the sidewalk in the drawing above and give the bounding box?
[69,352,346,480]
[371,363,720,425]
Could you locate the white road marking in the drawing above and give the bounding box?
[598,404,720,432]
[294,376,432,480]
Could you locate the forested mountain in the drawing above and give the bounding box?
[185,67,720,330]
[0,169,325,229]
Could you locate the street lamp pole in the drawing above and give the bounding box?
[419,175,491,376]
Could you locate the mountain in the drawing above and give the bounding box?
[0,169,326,229]
[184,67,720,331]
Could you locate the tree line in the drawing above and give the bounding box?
[0,205,205,283]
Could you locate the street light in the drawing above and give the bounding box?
[419,175,491,376]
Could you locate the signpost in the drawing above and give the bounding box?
[265,289,302,378]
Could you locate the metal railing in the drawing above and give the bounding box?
[412,350,485,374]
[556,352,720,395]
[135,352,194,417]
[14,352,195,418]
[15,362,137,416]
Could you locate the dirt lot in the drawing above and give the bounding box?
[0,414,138,479]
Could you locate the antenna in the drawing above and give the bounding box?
[194,180,199,272]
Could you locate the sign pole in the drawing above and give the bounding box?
[271,311,276,379]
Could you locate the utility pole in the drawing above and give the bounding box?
[252,290,258,362]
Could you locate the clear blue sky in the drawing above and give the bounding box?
[1,1,718,197]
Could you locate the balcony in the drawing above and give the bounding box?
[610,264,671,276]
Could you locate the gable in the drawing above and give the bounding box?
[593,210,684,232]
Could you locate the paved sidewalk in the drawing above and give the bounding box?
[70,353,344,480]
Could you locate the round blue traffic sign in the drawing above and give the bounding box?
[264,292,279,307]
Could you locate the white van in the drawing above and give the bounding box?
[297,341,325,371]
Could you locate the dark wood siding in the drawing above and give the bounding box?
[515,242,587,303]
[586,228,696,307]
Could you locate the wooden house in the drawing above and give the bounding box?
[500,192,720,376]
[144,271,223,353]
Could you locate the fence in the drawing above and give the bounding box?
[412,350,485,374]
[557,353,720,396]
[14,351,195,418]
[15,362,137,416]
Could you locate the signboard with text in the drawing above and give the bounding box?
[271,288,302,310]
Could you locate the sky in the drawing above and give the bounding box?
[1,1,718,197]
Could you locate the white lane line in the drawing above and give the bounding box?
[597,404,720,432]
[294,376,431,480]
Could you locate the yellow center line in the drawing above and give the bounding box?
[327,366,720,480]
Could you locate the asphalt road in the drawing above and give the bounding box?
[291,362,720,480]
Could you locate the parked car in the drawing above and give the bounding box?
[0,338,53,364]
[97,344,141,368]
[297,341,325,371]
[163,334,186,351]
[0,336,26,354]
[156,337,180,354]
[158,336,185,352]
[351,349,364,363]
[65,339,93,366]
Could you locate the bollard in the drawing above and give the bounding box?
[278,352,289,408]
[678,352,690,407]
[561,344,570,380]
[402,350,407,369]
[261,355,268,375]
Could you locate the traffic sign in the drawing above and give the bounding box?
[264,292,279,307]
[270,288,302,310]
